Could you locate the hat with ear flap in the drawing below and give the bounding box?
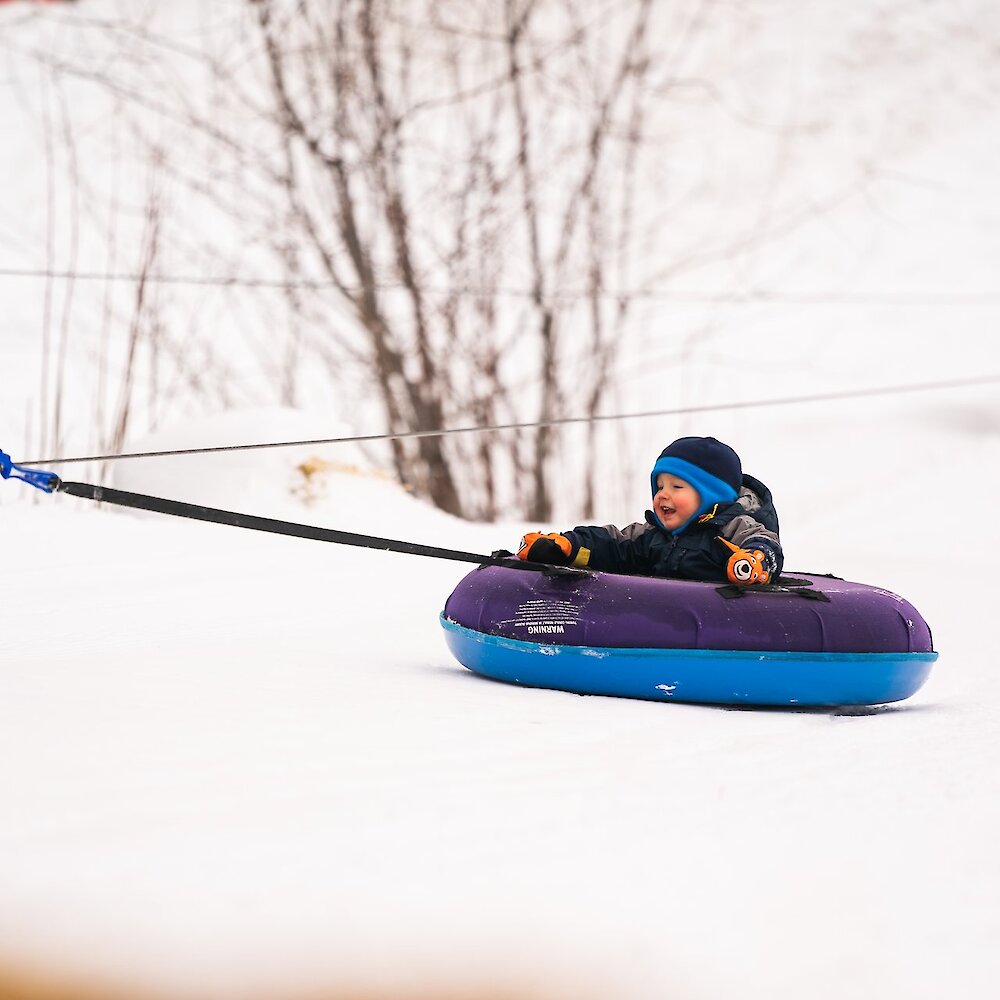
[650,436,743,533]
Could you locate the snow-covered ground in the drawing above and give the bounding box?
[1,397,999,1000]
[2,1,1000,998]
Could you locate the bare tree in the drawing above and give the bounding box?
[106,168,163,463]
[207,0,654,519]
[17,0,975,519]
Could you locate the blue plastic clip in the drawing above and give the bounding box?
[0,449,60,493]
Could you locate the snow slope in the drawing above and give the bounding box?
[1,402,999,1000]
[2,1,1000,997]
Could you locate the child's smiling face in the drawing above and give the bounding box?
[654,472,701,530]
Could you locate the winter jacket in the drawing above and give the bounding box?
[564,474,783,582]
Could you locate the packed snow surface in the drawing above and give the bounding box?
[1,400,999,1000]
[2,1,999,997]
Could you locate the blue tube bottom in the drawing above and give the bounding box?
[440,616,937,707]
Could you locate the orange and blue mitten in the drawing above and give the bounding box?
[717,536,771,585]
[517,531,590,568]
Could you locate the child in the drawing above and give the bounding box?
[516,435,782,585]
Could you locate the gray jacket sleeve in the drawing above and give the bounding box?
[718,487,781,551]
[717,486,783,578]
[599,521,652,542]
[719,514,781,551]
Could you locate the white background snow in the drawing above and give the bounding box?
[2,2,999,999]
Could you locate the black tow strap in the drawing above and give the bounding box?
[14,467,820,592]
[716,576,832,602]
[55,480,586,577]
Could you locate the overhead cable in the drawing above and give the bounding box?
[2,265,1000,304]
[20,372,1000,467]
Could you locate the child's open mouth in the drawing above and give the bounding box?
[659,505,675,518]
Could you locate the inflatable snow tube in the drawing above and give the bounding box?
[441,565,937,707]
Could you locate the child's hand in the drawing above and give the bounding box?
[517,531,574,564]
[717,536,771,585]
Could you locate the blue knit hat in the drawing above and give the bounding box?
[650,436,742,534]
